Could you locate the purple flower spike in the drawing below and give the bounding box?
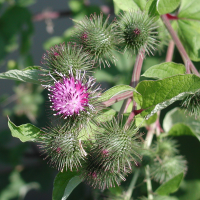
[46,68,97,119]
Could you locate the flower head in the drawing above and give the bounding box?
[81,151,126,190]
[43,67,102,125]
[74,13,118,67]
[116,10,158,55]
[38,121,86,171]
[91,117,142,173]
[41,42,93,81]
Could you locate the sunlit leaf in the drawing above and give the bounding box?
[134,74,200,118]
[142,62,186,79]
[8,117,44,142]
[0,66,44,84]
[157,0,181,15]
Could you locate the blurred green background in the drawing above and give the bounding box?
[0,0,200,199]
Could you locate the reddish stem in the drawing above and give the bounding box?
[165,40,175,62]
[161,14,199,76]
[102,91,133,107]
[118,50,145,119]
[124,51,145,126]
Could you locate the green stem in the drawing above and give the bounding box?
[145,165,153,200]
[144,124,156,199]
[124,169,140,200]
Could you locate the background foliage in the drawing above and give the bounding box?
[1,0,200,199]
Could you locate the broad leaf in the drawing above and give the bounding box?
[133,0,146,11]
[145,0,159,18]
[113,0,139,12]
[163,107,200,141]
[8,117,44,142]
[134,74,200,118]
[142,62,186,79]
[157,0,181,15]
[178,0,200,21]
[0,66,44,84]
[176,20,200,61]
[156,172,184,195]
[52,171,82,200]
[99,85,138,102]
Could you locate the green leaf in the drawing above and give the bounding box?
[99,85,138,102]
[156,172,184,195]
[52,171,82,200]
[113,0,139,12]
[178,0,200,21]
[176,20,200,61]
[142,62,186,79]
[157,0,181,15]
[0,66,44,84]
[145,0,159,18]
[163,107,200,141]
[134,74,200,118]
[133,0,146,10]
[8,117,44,142]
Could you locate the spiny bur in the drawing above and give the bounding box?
[116,10,158,55]
[38,122,86,172]
[74,13,118,67]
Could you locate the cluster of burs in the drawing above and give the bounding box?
[37,10,187,190]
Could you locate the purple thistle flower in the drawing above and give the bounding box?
[43,67,100,119]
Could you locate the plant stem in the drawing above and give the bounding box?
[161,14,199,76]
[145,165,153,200]
[165,40,174,62]
[124,169,140,200]
[102,91,133,107]
[144,124,156,199]
[119,50,144,122]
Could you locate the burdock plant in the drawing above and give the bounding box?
[5,1,200,199]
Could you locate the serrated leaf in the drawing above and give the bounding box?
[8,117,44,142]
[178,0,200,21]
[0,66,44,84]
[157,0,181,15]
[100,85,138,102]
[134,74,200,118]
[163,107,200,141]
[176,20,200,61]
[52,171,82,200]
[142,62,186,79]
[156,172,184,195]
[113,0,139,12]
